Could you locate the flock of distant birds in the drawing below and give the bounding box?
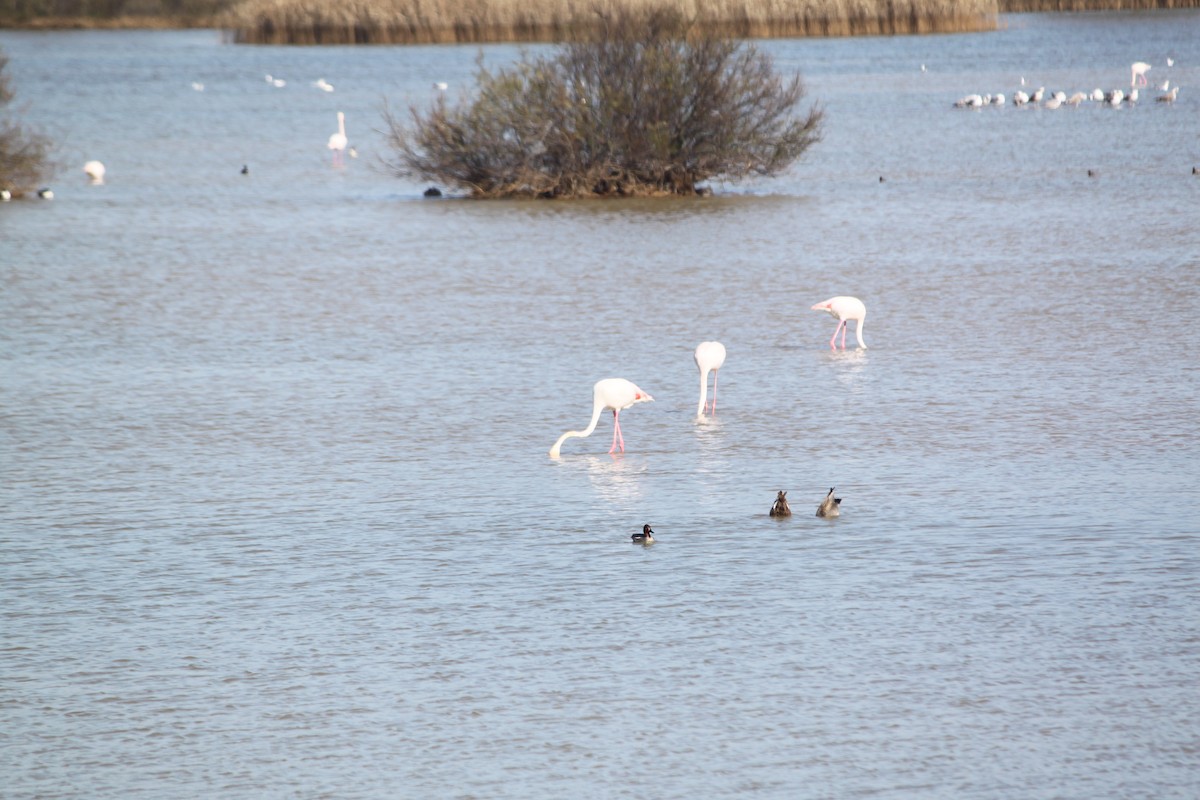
[7,59,1194,202]
[546,298,867,543]
[2,72,369,201]
[951,58,1180,109]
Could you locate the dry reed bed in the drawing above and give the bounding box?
[999,0,1198,9]
[222,0,1000,45]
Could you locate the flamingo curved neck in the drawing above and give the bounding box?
[697,368,710,417]
[855,319,867,349]
[549,396,606,457]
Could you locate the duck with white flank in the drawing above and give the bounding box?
[816,488,842,518]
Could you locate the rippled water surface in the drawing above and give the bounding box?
[3,12,1199,798]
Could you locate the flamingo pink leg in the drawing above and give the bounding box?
[610,410,626,453]
[830,321,846,349]
[840,322,849,349]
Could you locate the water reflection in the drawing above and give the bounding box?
[582,454,647,506]
[821,347,869,391]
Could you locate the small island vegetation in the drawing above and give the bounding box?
[384,7,824,199]
[0,49,55,198]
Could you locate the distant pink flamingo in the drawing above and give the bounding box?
[811,296,868,349]
[1131,62,1151,87]
[328,111,348,164]
[694,341,726,417]
[550,378,654,457]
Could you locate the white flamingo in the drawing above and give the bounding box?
[694,341,727,417]
[1131,62,1151,87]
[328,111,348,164]
[83,160,105,184]
[549,378,654,457]
[811,296,868,350]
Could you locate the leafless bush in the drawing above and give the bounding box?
[384,7,823,198]
[0,50,55,197]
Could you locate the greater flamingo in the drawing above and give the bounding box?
[632,524,655,543]
[1131,62,1151,87]
[811,296,868,350]
[328,111,348,164]
[83,160,105,184]
[694,341,726,417]
[816,488,842,518]
[549,378,654,457]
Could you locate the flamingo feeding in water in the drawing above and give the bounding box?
[328,111,348,164]
[549,378,654,458]
[811,296,868,350]
[694,341,726,417]
[1131,62,1151,87]
[83,160,105,184]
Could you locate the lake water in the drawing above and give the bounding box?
[2,11,1199,798]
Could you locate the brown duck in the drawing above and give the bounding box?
[769,491,792,517]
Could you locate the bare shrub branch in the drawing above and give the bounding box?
[0,50,56,197]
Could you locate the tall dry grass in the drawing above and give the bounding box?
[222,0,1000,45]
[999,0,1198,9]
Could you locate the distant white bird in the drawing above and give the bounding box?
[1053,91,1066,103]
[434,81,448,91]
[272,78,286,88]
[1013,90,1029,106]
[1156,86,1179,103]
[1131,62,1151,87]
[992,93,1005,105]
[920,64,926,72]
[1044,95,1062,110]
[1128,88,1139,103]
[191,81,204,91]
[1031,86,1045,103]
[1091,88,1105,102]
[37,188,53,199]
[694,341,727,417]
[954,93,984,108]
[1107,89,1125,106]
[1166,57,1174,67]
[1158,79,1169,92]
[314,78,334,92]
[83,160,105,184]
[328,111,348,164]
[1067,92,1087,106]
[348,146,358,159]
[0,189,11,201]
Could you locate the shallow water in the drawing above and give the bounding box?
[2,12,1199,798]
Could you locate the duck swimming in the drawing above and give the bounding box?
[770,491,792,517]
[816,488,841,518]
[632,524,655,543]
